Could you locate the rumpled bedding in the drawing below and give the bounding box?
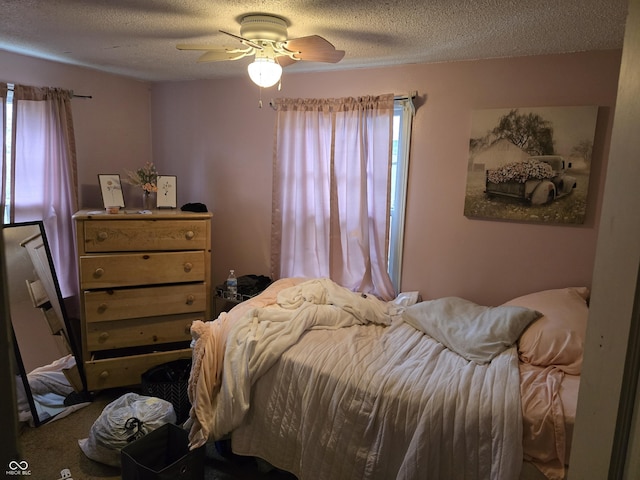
[187,277,391,447]
[520,364,579,480]
[187,277,524,479]
[232,320,523,480]
[186,277,304,444]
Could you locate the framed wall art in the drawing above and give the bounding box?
[98,174,125,208]
[157,175,177,208]
[463,105,598,225]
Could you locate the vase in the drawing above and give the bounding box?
[142,191,156,210]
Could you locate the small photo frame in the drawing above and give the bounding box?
[157,175,177,208]
[98,174,125,208]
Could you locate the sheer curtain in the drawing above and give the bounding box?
[271,94,396,300]
[8,84,79,298]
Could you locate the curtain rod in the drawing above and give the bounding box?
[395,91,417,101]
[5,83,92,99]
[268,91,418,111]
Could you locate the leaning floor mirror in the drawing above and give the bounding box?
[3,221,87,426]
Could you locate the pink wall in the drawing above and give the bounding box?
[0,47,621,306]
[0,49,153,208]
[151,50,621,305]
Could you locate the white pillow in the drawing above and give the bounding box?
[402,296,541,364]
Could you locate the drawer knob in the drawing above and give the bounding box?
[185,324,192,334]
[93,267,104,278]
[186,294,195,305]
[184,262,193,273]
[98,303,108,313]
[99,370,110,379]
[185,230,195,240]
[98,332,109,342]
[97,231,108,241]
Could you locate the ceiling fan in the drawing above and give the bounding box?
[176,14,345,88]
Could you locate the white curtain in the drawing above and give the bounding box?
[271,94,396,300]
[9,85,79,298]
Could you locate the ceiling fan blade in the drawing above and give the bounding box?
[219,30,263,50]
[197,49,251,63]
[276,56,298,68]
[285,35,345,63]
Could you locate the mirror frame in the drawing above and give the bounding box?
[3,220,87,426]
[11,326,47,427]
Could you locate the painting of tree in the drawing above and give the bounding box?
[491,109,555,155]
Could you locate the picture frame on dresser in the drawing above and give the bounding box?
[157,175,177,208]
[98,174,125,208]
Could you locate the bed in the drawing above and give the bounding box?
[185,278,588,480]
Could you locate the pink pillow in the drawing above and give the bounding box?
[502,287,589,374]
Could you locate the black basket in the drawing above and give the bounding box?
[141,359,192,424]
[121,423,205,480]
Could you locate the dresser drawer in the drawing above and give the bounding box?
[82,219,209,252]
[79,251,205,289]
[86,313,198,351]
[84,283,207,323]
[85,347,192,391]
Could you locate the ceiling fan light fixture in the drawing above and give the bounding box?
[247,57,282,88]
[177,13,344,90]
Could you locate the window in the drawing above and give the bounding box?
[389,97,414,293]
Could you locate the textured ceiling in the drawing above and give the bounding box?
[0,0,629,83]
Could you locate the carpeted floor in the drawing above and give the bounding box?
[18,387,297,479]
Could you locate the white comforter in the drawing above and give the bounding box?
[187,278,523,480]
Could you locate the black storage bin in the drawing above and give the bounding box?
[141,359,192,424]
[121,423,205,480]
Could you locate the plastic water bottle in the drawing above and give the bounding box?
[227,270,237,298]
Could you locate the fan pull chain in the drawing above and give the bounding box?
[258,86,263,108]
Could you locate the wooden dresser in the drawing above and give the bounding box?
[73,209,212,391]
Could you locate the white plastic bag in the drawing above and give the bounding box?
[78,392,176,467]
